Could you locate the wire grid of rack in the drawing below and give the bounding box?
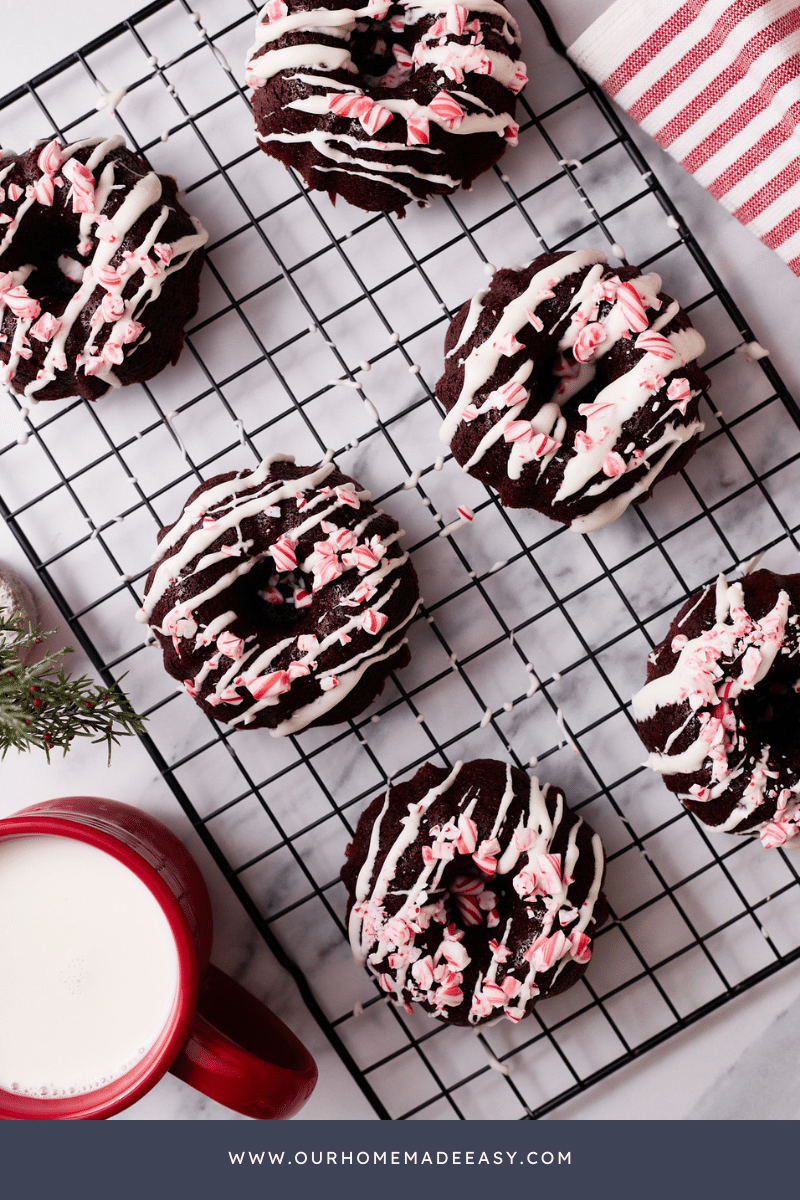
[3,0,800,1122]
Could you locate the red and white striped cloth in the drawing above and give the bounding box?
[569,0,800,275]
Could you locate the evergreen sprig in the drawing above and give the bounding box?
[0,608,146,764]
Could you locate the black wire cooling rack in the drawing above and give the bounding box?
[3,0,800,1121]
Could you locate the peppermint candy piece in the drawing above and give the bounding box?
[509,65,528,94]
[30,312,62,342]
[32,176,55,207]
[434,981,463,1008]
[525,306,544,333]
[262,0,287,21]
[489,938,512,962]
[472,836,501,876]
[269,534,297,572]
[578,399,616,420]
[427,91,465,131]
[384,43,413,89]
[248,670,291,700]
[615,280,649,332]
[404,100,430,146]
[635,330,674,359]
[503,421,560,461]
[491,379,528,408]
[568,930,592,963]
[66,161,96,214]
[359,100,394,136]
[602,451,627,478]
[480,981,509,1008]
[455,813,477,854]
[666,376,692,414]
[327,92,393,135]
[217,631,244,661]
[351,541,382,573]
[492,331,524,356]
[95,264,123,290]
[37,139,62,176]
[121,320,145,344]
[440,939,469,970]
[95,215,119,245]
[411,955,435,990]
[361,608,388,635]
[503,419,535,443]
[139,255,162,279]
[572,320,607,363]
[449,875,483,925]
[446,4,468,34]
[101,293,126,323]
[761,820,792,849]
[3,286,41,321]
[312,555,344,590]
[425,14,448,37]
[336,484,360,509]
[523,930,570,972]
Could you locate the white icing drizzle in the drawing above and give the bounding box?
[139,455,419,739]
[633,573,800,846]
[0,136,207,399]
[246,0,526,204]
[438,249,707,532]
[348,762,605,1023]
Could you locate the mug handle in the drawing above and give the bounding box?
[169,964,318,1120]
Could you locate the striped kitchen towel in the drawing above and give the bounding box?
[569,0,800,275]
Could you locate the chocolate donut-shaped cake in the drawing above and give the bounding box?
[0,136,206,402]
[245,1,527,215]
[436,248,711,532]
[633,570,800,849]
[137,456,420,737]
[342,759,608,1025]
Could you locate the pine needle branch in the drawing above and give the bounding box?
[0,608,146,764]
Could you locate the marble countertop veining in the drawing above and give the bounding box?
[2,0,800,1122]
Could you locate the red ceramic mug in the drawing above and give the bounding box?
[0,796,317,1121]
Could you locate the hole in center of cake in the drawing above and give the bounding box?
[738,678,800,753]
[350,8,414,90]
[440,866,500,929]
[13,243,91,311]
[254,562,311,627]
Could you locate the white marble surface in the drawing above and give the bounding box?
[2,0,800,1123]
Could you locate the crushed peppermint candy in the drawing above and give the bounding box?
[634,575,800,845]
[347,761,605,1026]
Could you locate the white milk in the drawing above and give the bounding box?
[0,834,180,1098]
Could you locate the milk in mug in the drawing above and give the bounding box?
[0,835,180,1098]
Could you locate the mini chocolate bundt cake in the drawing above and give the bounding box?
[137,455,420,737]
[342,759,608,1025]
[0,135,206,401]
[633,569,800,848]
[245,0,527,215]
[436,248,711,532]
